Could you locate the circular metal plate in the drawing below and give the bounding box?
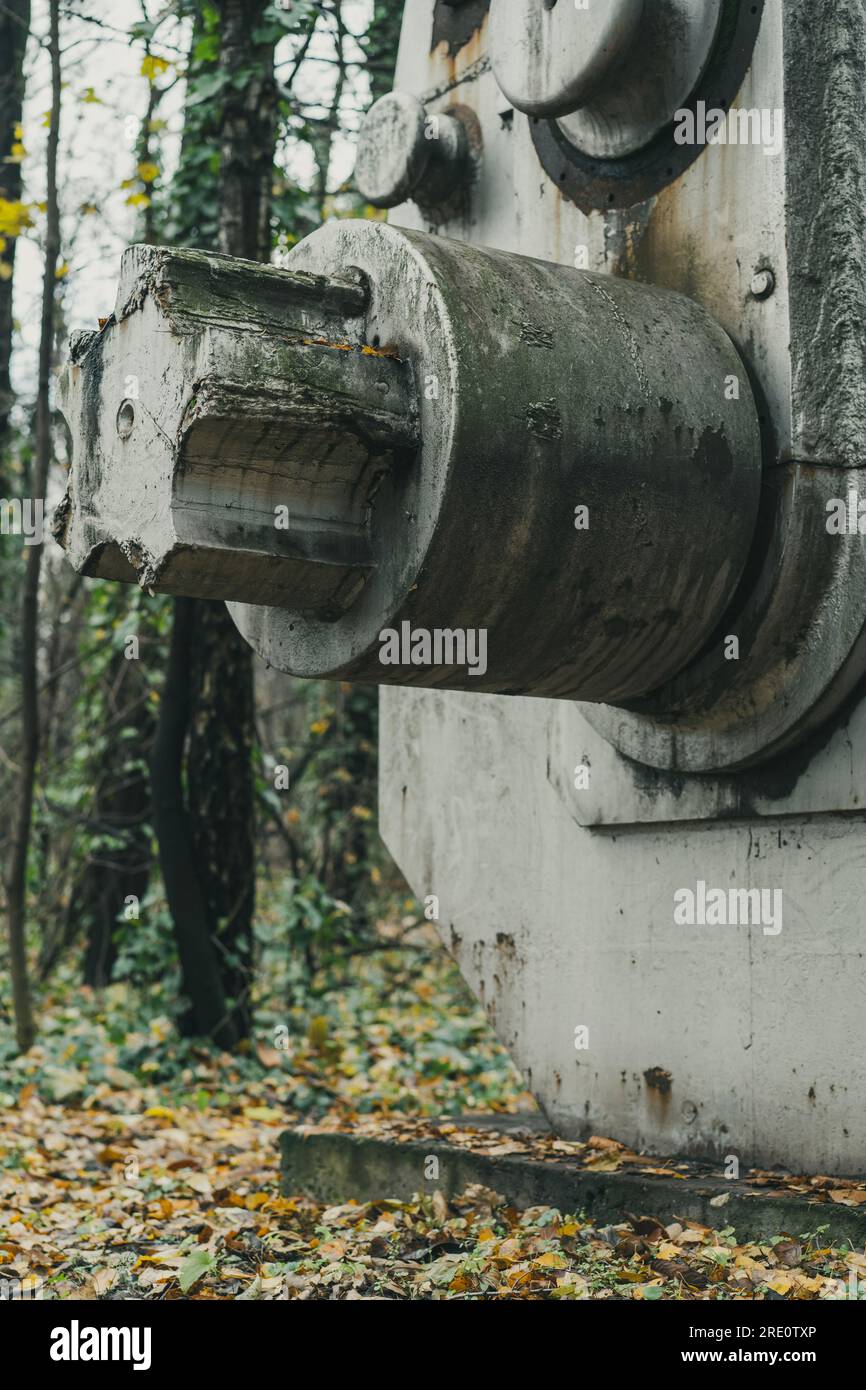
[558,0,724,159]
[529,0,765,212]
[489,0,644,119]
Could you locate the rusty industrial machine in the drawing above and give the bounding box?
[56,1,866,1171]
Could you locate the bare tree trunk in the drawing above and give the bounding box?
[217,0,276,264]
[0,0,30,474]
[134,40,161,249]
[183,0,278,1039]
[150,600,237,1046]
[311,0,347,213]
[5,0,61,1053]
[78,663,153,987]
[364,0,404,105]
[152,0,276,1045]
[72,55,165,986]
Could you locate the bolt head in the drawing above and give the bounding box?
[116,399,135,439]
[750,269,775,300]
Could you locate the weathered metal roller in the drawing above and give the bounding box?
[56,219,761,703]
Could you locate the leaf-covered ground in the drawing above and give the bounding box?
[1,941,865,1300]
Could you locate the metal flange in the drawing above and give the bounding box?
[527,0,765,212]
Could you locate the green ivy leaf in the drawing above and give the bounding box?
[179,1247,217,1293]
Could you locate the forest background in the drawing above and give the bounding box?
[0,0,519,1112]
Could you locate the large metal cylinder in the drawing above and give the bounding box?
[231,220,761,702]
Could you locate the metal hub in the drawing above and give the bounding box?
[489,0,644,120]
[354,92,470,210]
[557,0,724,160]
